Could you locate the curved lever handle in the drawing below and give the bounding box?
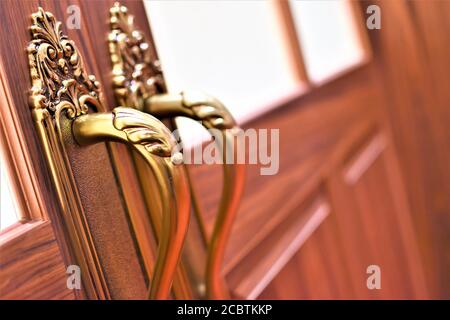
[108,3,244,298]
[72,107,190,299]
[146,92,245,299]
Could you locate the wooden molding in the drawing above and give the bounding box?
[0,60,47,222]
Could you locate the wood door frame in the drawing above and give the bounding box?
[0,56,77,299]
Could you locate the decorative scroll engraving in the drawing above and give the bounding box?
[108,3,235,130]
[109,2,164,110]
[28,7,102,118]
[112,107,175,157]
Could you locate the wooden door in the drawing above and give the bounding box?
[0,0,167,299]
[0,0,447,300]
[0,0,83,299]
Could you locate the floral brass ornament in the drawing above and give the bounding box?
[109,3,245,299]
[28,7,190,300]
[28,7,102,118]
[109,2,165,110]
[108,2,235,130]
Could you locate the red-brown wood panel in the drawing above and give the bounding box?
[0,222,75,299]
[366,0,450,297]
[260,133,427,299]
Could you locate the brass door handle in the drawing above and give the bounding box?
[72,107,190,299]
[145,92,246,299]
[28,7,189,300]
[109,3,245,299]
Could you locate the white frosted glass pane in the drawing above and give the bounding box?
[144,0,299,126]
[289,0,365,84]
[1,157,18,230]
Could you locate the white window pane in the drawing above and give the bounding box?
[1,156,19,230]
[144,0,299,125]
[289,0,365,84]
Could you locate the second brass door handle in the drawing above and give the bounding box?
[109,2,245,299]
[72,107,190,299]
[145,92,246,299]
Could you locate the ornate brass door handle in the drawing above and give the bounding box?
[28,7,189,300]
[72,108,190,299]
[109,3,245,299]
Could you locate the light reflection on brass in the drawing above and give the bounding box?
[109,3,245,299]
